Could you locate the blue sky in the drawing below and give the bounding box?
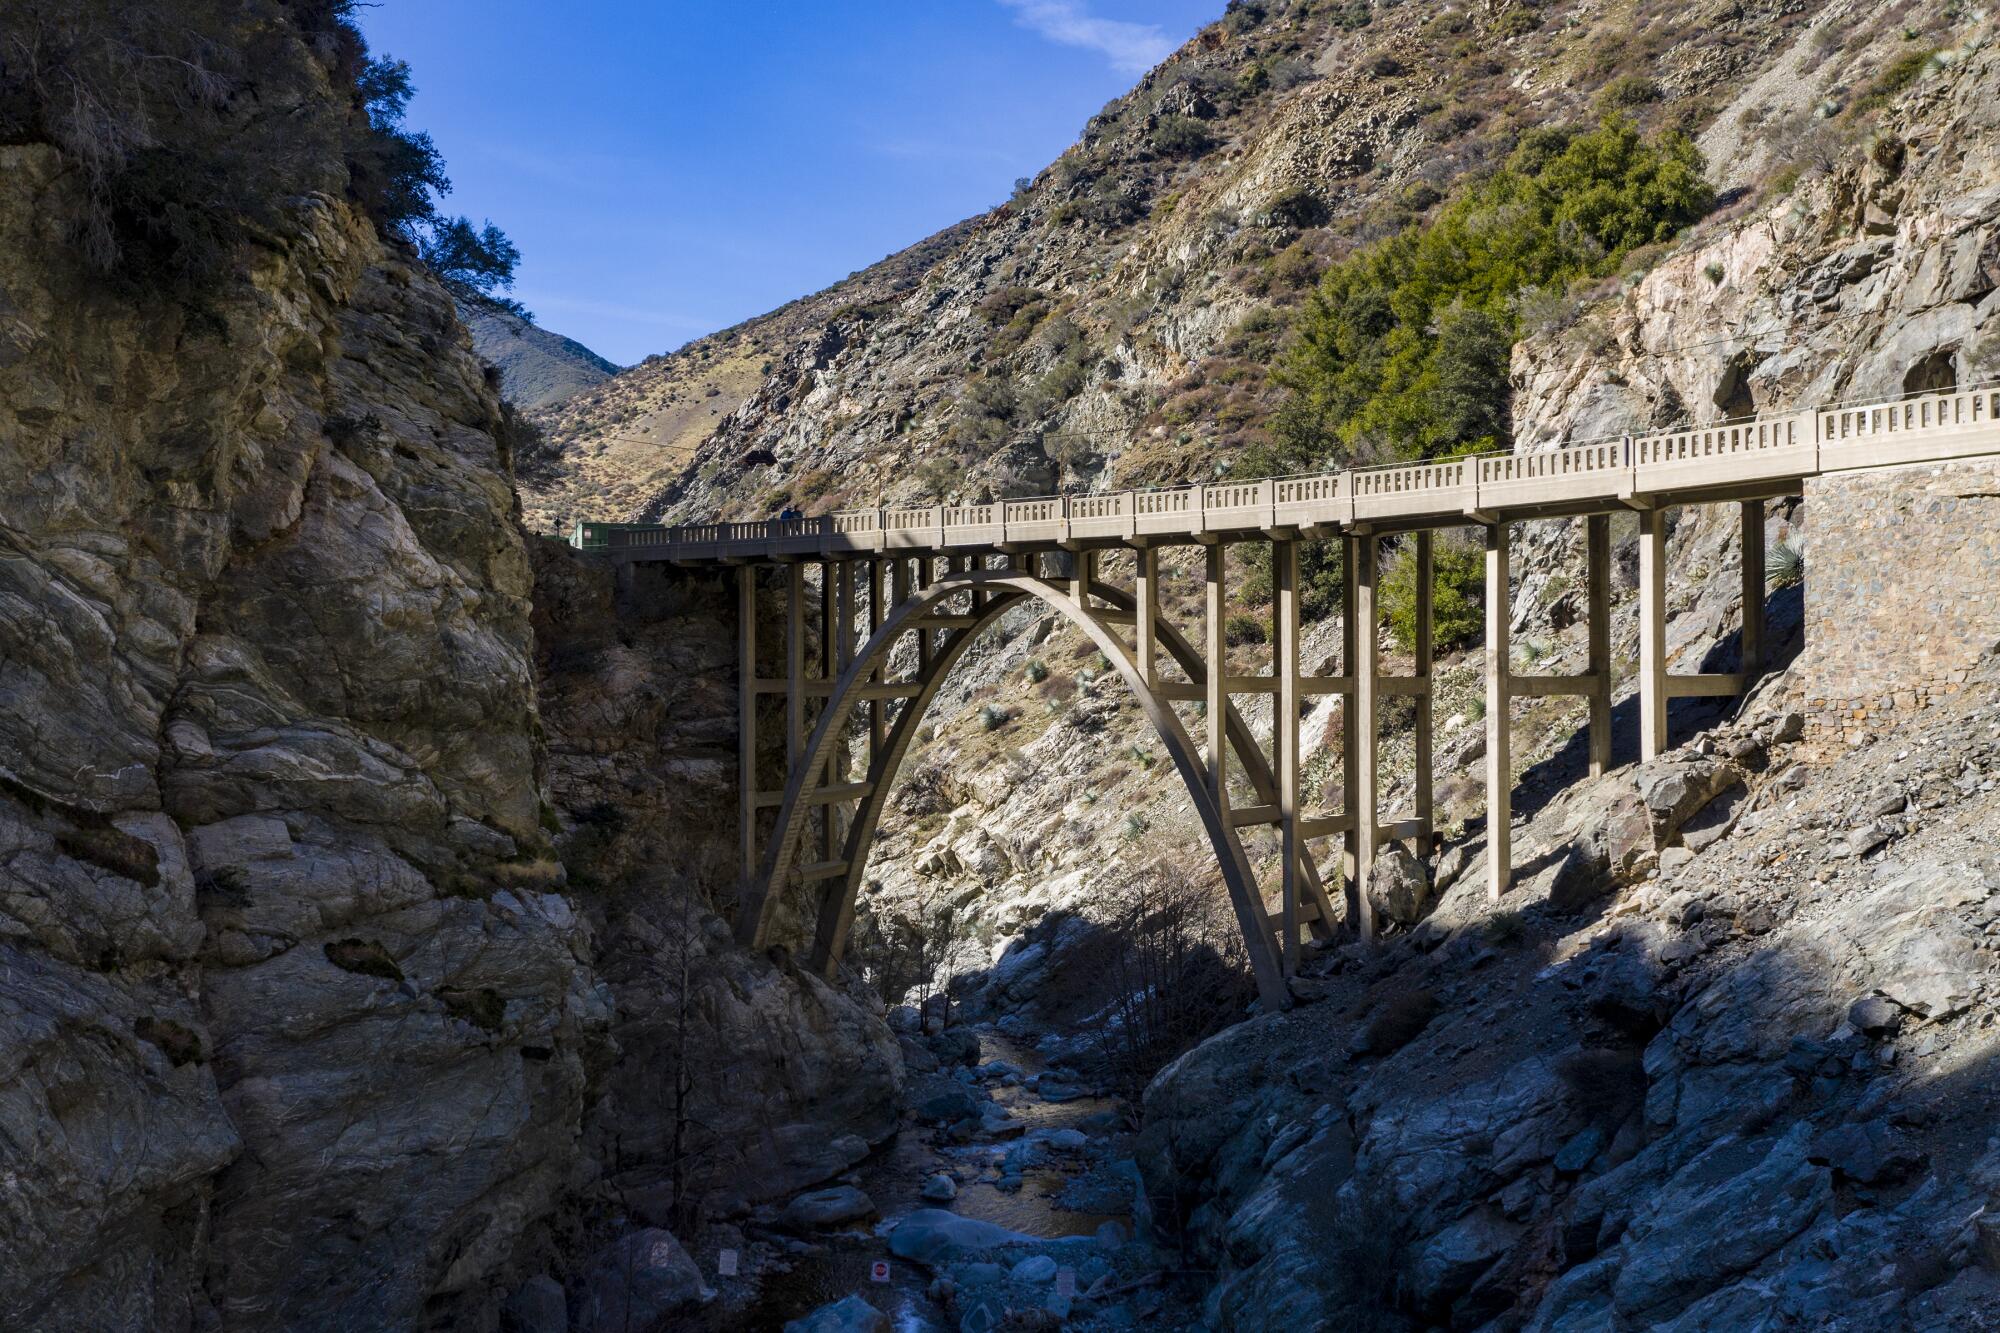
[360,2,1222,366]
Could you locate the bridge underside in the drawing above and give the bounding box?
[721,497,1774,1012]
[594,388,2000,1010]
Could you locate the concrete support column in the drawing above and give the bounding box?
[737,565,757,885]
[1586,515,1613,778]
[1741,500,1766,677]
[785,562,805,769]
[1204,543,1229,819]
[1484,523,1511,902]
[1639,506,1669,762]
[1413,530,1434,844]
[1274,539,1302,971]
[1071,548,1097,610]
[1348,532,1379,940]
[820,561,840,863]
[868,560,887,755]
[1136,545,1159,687]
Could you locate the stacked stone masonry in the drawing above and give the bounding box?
[1803,456,2000,747]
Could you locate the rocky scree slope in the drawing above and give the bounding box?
[1137,651,2000,1330]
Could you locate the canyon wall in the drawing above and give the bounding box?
[0,29,897,1332]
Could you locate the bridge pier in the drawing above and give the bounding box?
[1484,523,1511,901]
[1346,531,1380,934]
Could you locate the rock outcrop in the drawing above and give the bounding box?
[0,124,603,1327]
[1139,654,2000,1328]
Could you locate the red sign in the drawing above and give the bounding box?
[870,1260,891,1284]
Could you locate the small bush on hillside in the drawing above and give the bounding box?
[1264,185,1330,230]
[1088,867,1256,1098]
[1150,114,1216,159]
[1598,74,1662,110]
[1224,612,1268,646]
[1355,988,1441,1057]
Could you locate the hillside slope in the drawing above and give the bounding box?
[461,296,620,410]
[532,0,1961,531]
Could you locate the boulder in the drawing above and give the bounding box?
[1010,1255,1059,1283]
[502,1275,568,1333]
[779,1185,876,1230]
[928,1027,981,1067]
[1637,761,1741,845]
[1679,785,1745,852]
[887,1210,1035,1265]
[1807,1121,1923,1185]
[575,1230,710,1331]
[922,1173,958,1202]
[1410,1209,1522,1314]
[783,1293,889,1333]
[1548,842,1614,912]
[1369,844,1435,925]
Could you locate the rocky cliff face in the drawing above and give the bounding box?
[0,21,898,1333]
[530,550,903,1219]
[0,131,598,1327]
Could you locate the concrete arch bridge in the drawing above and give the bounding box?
[589,386,2000,1010]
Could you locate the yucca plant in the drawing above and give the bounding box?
[1766,536,1805,589]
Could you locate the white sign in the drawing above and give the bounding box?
[870,1260,892,1284]
[717,1249,738,1278]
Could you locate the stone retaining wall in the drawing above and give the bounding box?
[1802,456,2000,747]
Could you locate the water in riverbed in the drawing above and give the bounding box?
[715,1026,1134,1329]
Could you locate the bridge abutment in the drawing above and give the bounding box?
[1801,455,2000,749]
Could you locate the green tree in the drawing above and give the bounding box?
[1277,115,1711,468]
[419,217,526,316]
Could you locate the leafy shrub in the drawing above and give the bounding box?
[979,703,1011,732]
[1024,659,1050,683]
[1224,611,1268,646]
[1598,74,1662,110]
[1382,531,1485,651]
[1845,47,1940,121]
[1150,114,1216,159]
[1277,116,1711,468]
[1264,185,1330,230]
[1331,1,1372,32]
[1355,988,1440,1057]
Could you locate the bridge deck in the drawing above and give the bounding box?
[597,388,2000,563]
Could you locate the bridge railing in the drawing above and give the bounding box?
[1351,456,1477,522]
[1819,385,2000,471]
[1478,437,1630,508]
[602,385,2000,559]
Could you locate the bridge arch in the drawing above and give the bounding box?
[735,565,1292,1009]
